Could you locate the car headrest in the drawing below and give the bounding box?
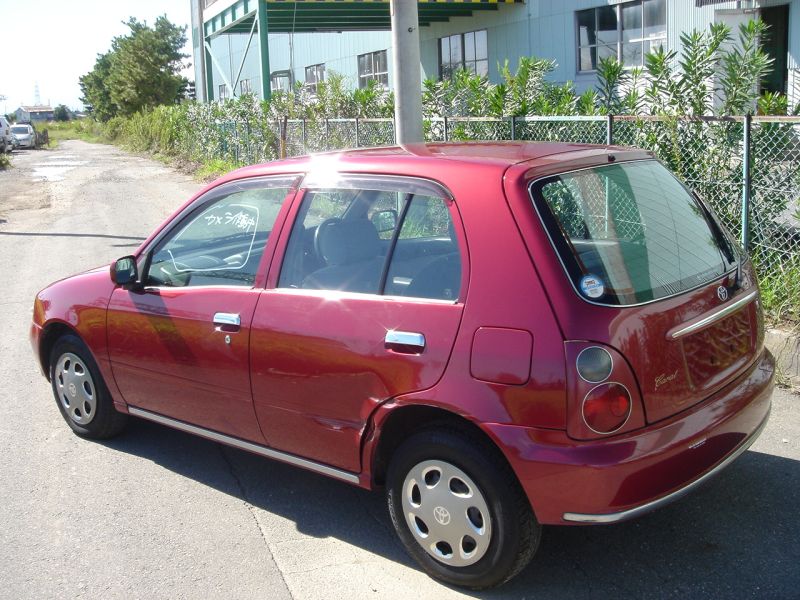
[319,219,381,266]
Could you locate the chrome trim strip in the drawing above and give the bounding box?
[213,312,241,327]
[385,330,426,349]
[669,290,758,340]
[562,408,770,524]
[127,407,361,484]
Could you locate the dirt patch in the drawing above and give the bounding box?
[0,150,54,221]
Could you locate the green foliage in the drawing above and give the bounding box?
[46,119,107,144]
[757,91,790,116]
[756,251,800,326]
[80,52,115,122]
[352,80,394,118]
[499,57,564,116]
[0,151,10,170]
[422,69,495,118]
[80,16,188,121]
[596,56,626,114]
[195,158,241,181]
[718,19,774,115]
[594,19,773,117]
[53,105,70,121]
[675,23,730,115]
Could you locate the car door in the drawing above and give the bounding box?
[107,175,297,443]
[250,174,467,472]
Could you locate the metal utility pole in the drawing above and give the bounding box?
[258,0,272,101]
[390,0,423,144]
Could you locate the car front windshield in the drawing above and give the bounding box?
[11,126,29,134]
[531,160,736,306]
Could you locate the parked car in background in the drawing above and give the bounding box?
[11,124,36,149]
[30,142,774,589]
[0,116,13,153]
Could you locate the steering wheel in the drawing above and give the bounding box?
[313,218,343,265]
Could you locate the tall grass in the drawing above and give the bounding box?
[46,119,108,144]
[756,252,800,329]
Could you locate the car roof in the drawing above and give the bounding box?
[216,141,645,187]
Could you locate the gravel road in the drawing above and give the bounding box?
[0,141,798,599]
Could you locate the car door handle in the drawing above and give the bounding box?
[213,312,241,331]
[385,330,426,354]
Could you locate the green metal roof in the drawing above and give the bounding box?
[205,0,524,37]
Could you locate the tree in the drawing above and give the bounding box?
[80,16,188,121]
[54,105,70,121]
[80,52,116,121]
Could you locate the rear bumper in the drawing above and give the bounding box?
[485,349,774,525]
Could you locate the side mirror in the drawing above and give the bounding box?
[110,255,139,287]
[371,209,398,234]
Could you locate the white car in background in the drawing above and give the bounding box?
[0,116,13,153]
[11,124,36,149]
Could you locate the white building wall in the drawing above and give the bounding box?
[194,0,800,107]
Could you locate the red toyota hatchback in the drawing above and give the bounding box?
[31,142,773,589]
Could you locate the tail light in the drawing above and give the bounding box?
[565,342,645,440]
[582,382,632,434]
[576,346,613,383]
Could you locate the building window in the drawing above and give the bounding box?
[439,30,488,79]
[357,50,389,88]
[218,84,228,101]
[271,70,293,92]
[239,79,252,95]
[577,0,666,72]
[305,63,325,94]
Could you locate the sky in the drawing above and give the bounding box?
[0,0,193,114]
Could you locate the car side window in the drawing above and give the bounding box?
[146,181,292,288]
[278,177,461,301]
[278,188,394,293]
[385,196,461,300]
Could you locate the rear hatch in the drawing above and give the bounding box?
[526,158,762,424]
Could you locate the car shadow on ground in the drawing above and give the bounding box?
[102,418,799,599]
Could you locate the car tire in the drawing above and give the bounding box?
[386,427,541,589]
[49,334,128,439]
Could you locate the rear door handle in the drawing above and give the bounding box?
[385,330,426,354]
[213,312,241,332]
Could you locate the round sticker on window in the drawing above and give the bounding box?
[580,275,605,299]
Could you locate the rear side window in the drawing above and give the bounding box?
[278,176,461,301]
[531,160,735,305]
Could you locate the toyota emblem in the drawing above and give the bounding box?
[717,286,729,302]
[433,506,451,526]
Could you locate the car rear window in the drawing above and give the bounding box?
[530,160,736,305]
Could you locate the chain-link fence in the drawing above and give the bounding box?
[194,113,800,323]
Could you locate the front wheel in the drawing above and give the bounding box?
[49,334,127,439]
[386,428,541,589]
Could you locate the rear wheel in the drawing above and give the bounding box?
[386,428,540,589]
[50,334,127,439]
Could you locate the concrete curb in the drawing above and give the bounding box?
[766,329,800,390]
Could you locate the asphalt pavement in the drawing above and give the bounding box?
[0,141,798,599]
